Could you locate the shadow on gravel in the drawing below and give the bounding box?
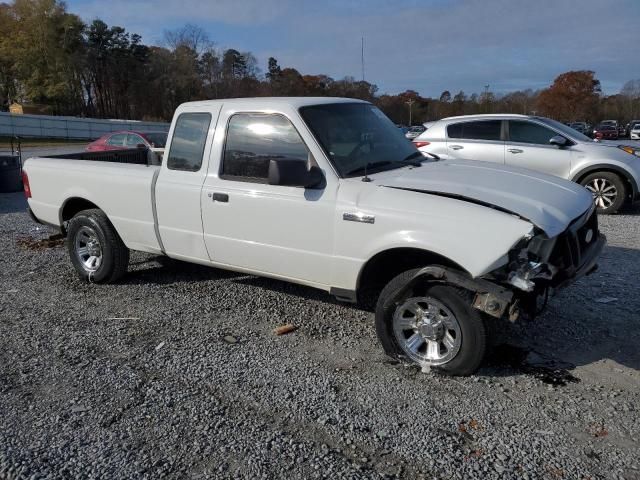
[0,192,27,214]
[482,344,581,385]
[121,256,245,285]
[121,242,640,377]
[121,256,366,310]
[483,244,640,378]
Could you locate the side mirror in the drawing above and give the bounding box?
[136,143,147,149]
[549,135,568,148]
[268,158,324,188]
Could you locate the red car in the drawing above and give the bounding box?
[86,130,168,152]
[593,125,619,140]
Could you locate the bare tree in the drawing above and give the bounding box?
[164,24,213,55]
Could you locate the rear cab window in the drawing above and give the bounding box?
[167,112,212,172]
[447,120,502,141]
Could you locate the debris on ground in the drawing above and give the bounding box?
[274,324,297,335]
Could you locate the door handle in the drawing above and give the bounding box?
[449,145,464,150]
[211,192,229,203]
[508,148,523,154]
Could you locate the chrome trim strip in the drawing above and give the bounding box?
[343,212,375,224]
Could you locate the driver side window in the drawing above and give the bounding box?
[221,113,310,183]
[509,121,558,145]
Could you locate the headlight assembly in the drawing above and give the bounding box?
[618,145,640,158]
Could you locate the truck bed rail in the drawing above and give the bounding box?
[45,148,158,166]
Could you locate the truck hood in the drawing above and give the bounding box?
[370,160,593,237]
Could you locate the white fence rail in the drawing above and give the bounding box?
[0,112,169,140]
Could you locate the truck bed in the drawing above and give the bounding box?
[25,152,162,254]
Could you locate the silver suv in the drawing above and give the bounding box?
[415,114,640,213]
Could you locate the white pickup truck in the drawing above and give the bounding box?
[23,97,605,375]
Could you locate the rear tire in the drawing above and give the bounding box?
[375,269,486,376]
[66,209,129,283]
[580,171,626,214]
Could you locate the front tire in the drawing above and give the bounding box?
[66,209,129,283]
[375,269,486,376]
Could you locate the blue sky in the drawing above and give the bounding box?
[66,0,640,97]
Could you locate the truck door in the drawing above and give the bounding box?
[201,109,337,287]
[155,107,221,262]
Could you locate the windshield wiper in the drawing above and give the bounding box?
[345,161,393,177]
[399,151,425,166]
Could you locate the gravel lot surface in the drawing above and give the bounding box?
[1,188,640,479]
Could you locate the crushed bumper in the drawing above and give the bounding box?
[555,233,606,290]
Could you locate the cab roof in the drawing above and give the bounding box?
[179,97,370,110]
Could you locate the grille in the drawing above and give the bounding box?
[550,207,599,277]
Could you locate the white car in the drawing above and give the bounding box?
[631,124,640,140]
[23,98,605,375]
[413,114,640,214]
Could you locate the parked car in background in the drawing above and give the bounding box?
[405,125,426,140]
[23,97,605,375]
[413,114,640,214]
[413,122,436,147]
[631,124,640,140]
[626,120,640,137]
[86,131,168,154]
[593,124,619,140]
[396,125,410,136]
[618,125,627,138]
[569,122,589,135]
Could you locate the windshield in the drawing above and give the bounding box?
[300,103,419,177]
[535,117,592,142]
[144,132,168,148]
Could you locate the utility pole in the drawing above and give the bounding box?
[361,37,365,82]
[483,84,490,113]
[405,98,415,125]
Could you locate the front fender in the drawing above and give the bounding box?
[333,184,534,289]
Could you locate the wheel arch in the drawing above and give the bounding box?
[572,164,638,201]
[59,197,103,232]
[356,247,469,304]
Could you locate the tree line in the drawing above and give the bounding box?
[1,0,639,126]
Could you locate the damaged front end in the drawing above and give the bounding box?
[485,204,605,320]
[395,205,606,323]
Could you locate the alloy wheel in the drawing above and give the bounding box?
[392,296,462,366]
[586,178,618,210]
[74,226,103,272]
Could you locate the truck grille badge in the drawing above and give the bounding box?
[343,212,375,224]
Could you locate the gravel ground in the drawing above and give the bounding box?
[1,190,639,480]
